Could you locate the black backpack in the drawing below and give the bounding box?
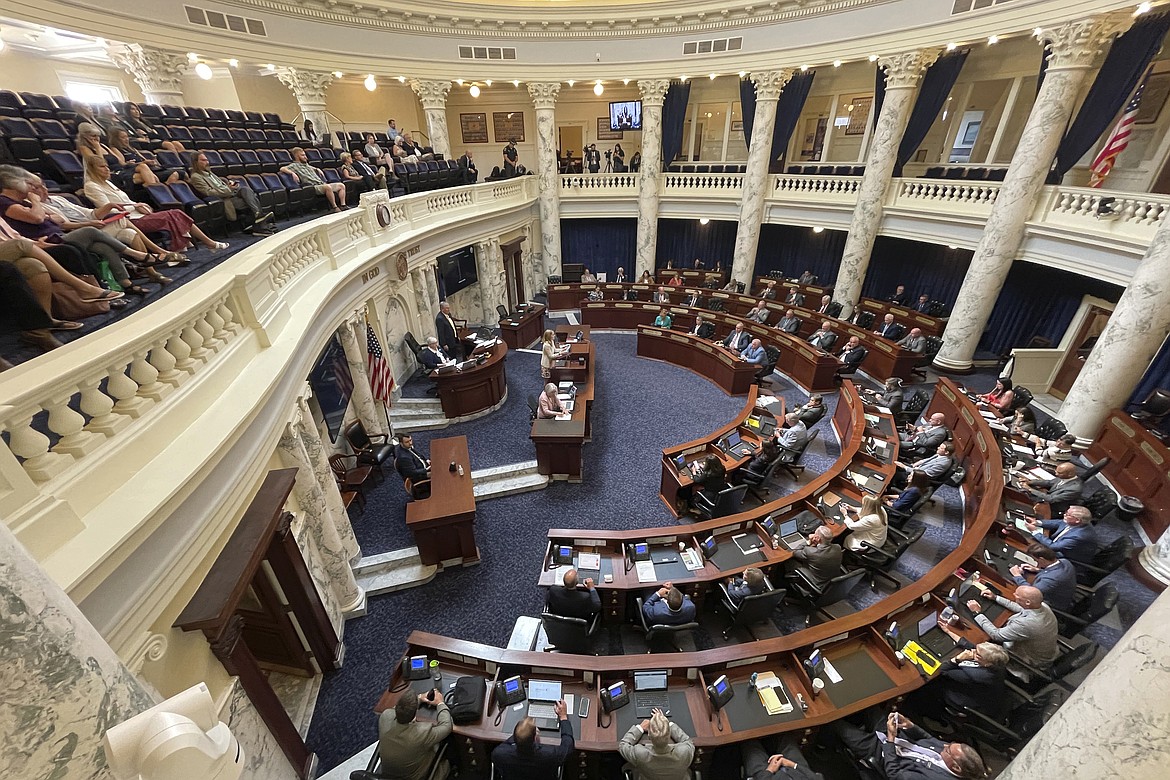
[444,675,486,724]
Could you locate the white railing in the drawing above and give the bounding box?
[663,172,745,191]
[1039,186,1170,237]
[771,173,862,200]
[560,173,638,191]
[891,179,1001,211]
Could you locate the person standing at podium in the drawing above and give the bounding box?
[435,301,462,361]
[540,329,569,379]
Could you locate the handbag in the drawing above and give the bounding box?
[51,274,111,320]
[443,675,486,724]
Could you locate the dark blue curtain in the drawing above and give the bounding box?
[979,263,1123,356]
[1129,333,1170,408]
[771,71,815,170]
[434,264,446,301]
[893,50,969,176]
[873,64,887,135]
[859,237,971,307]
[560,218,636,278]
[1036,44,1051,95]
[661,81,692,166]
[754,225,847,283]
[739,78,757,150]
[1050,12,1170,183]
[655,218,738,269]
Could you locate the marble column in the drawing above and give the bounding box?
[410,268,430,334]
[1059,224,1170,440]
[934,18,1115,371]
[277,423,364,615]
[527,82,562,280]
[731,70,792,287]
[521,223,541,300]
[337,317,388,437]
[107,43,188,105]
[833,49,940,316]
[295,393,361,564]
[274,68,335,143]
[998,587,1170,780]
[0,521,157,779]
[475,238,507,324]
[634,79,672,279]
[409,80,452,158]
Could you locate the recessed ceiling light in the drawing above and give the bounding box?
[699,218,710,225]
[1033,27,1043,38]
[195,63,213,80]
[800,65,809,72]
[622,78,629,85]
[948,244,958,249]
[709,73,716,80]
[513,80,520,87]
[833,60,842,68]
[812,226,824,233]
[868,54,878,62]
[946,42,957,51]
[485,79,492,86]
[738,71,746,78]
[567,79,575,86]
[680,75,687,81]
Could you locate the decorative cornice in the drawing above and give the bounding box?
[106,44,188,97]
[527,82,561,110]
[126,632,169,674]
[223,0,892,40]
[638,79,671,108]
[409,79,452,110]
[878,48,942,90]
[750,69,793,101]
[1042,16,1118,72]
[273,66,335,105]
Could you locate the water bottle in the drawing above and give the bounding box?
[457,464,464,476]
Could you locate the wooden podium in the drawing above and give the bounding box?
[406,436,480,567]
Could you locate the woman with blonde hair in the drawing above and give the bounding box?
[842,494,888,552]
[540,328,567,379]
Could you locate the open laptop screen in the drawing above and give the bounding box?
[633,670,668,691]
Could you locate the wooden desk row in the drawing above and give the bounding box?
[854,297,947,339]
[432,340,509,419]
[405,436,480,568]
[1087,409,1169,544]
[529,326,596,481]
[498,303,546,350]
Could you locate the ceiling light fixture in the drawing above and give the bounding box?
[187,52,199,62]
[946,42,957,51]
[469,84,480,97]
[513,79,520,87]
[567,79,575,87]
[485,79,492,86]
[364,74,377,91]
[833,60,842,68]
[265,63,275,71]
[1033,27,1043,38]
[594,81,603,96]
[1137,2,1152,15]
[739,70,746,78]
[332,71,343,78]
[680,74,687,82]
[699,218,710,225]
[987,35,999,45]
[622,78,630,85]
[800,64,809,72]
[709,73,716,80]
[228,58,238,68]
[194,63,213,80]
[456,79,464,85]
[868,54,878,62]
[812,226,824,233]
[398,75,406,83]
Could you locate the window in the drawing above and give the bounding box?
[63,80,124,106]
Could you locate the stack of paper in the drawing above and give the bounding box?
[635,561,657,583]
[753,672,793,714]
[680,549,704,570]
[577,552,602,571]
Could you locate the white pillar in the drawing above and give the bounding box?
[337,316,388,437]
[295,393,361,564]
[409,79,452,158]
[107,44,188,105]
[528,82,562,280]
[833,49,940,315]
[731,70,792,287]
[274,68,335,143]
[634,79,671,278]
[0,521,157,778]
[475,237,507,325]
[934,18,1115,372]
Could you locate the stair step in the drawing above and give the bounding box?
[473,471,549,500]
[471,459,540,481]
[392,416,451,434]
[353,546,422,575]
[357,560,438,596]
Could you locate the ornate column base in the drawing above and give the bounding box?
[931,354,975,373]
[1138,541,1170,587]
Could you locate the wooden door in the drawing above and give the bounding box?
[503,240,525,308]
[1050,306,1111,399]
[240,568,315,676]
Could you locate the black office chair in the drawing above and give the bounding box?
[527,394,540,421]
[344,420,395,474]
[1073,535,1133,587]
[1076,456,1110,482]
[854,311,876,329]
[404,331,424,359]
[789,568,867,625]
[834,347,868,382]
[496,764,563,780]
[1011,640,1098,694]
[777,429,820,480]
[846,524,925,591]
[1035,417,1068,440]
[1081,486,1118,520]
[944,687,1064,758]
[895,390,930,427]
[885,486,934,529]
[692,483,749,520]
[718,578,786,640]
[707,299,725,312]
[826,301,843,318]
[1052,582,1118,638]
[738,455,785,503]
[540,610,601,654]
[351,742,448,780]
[910,337,943,382]
[757,346,781,386]
[634,597,700,652]
[799,404,827,428]
[1008,386,1034,412]
[496,304,510,321]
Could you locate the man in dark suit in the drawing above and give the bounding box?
[865,377,904,415]
[683,290,705,308]
[642,583,696,625]
[1023,502,1096,562]
[723,323,750,351]
[837,336,867,370]
[793,395,826,427]
[1021,463,1086,519]
[614,266,628,283]
[914,294,932,313]
[831,710,985,780]
[435,301,462,360]
[418,337,453,370]
[815,295,833,314]
[785,290,805,307]
[788,526,842,590]
[742,737,822,780]
[1011,543,1078,610]
[585,144,601,173]
[760,280,779,300]
[807,321,837,351]
[776,309,801,334]
[875,313,902,340]
[394,434,430,482]
[491,705,574,780]
[890,285,909,305]
[545,568,600,620]
[456,149,478,184]
[690,315,716,339]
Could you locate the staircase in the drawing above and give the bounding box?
[389,397,448,433]
[472,459,547,499]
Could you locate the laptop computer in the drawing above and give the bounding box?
[915,611,956,657]
[633,670,670,718]
[722,431,754,457]
[779,518,806,550]
[526,679,563,729]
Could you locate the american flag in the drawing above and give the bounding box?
[1088,69,1151,188]
[366,324,395,406]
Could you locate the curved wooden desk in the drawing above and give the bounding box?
[529,338,596,481]
[432,341,508,418]
[637,326,759,395]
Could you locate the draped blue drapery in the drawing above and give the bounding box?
[661,81,692,166]
[655,219,739,269]
[739,78,757,149]
[893,50,969,176]
[1049,12,1170,183]
[859,238,972,307]
[873,63,887,136]
[772,71,815,170]
[1036,44,1051,96]
[754,225,847,283]
[1129,334,1170,409]
[560,218,637,278]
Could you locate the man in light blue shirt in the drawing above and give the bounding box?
[740,338,766,364]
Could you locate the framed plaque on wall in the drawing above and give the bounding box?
[493,112,526,143]
[459,113,489,144]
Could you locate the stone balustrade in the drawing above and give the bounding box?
[1038,186,1170,242]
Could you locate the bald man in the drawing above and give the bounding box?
[897,327,926,354]
[967,584,1059,677]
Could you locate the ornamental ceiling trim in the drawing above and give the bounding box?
[226,0,896,40]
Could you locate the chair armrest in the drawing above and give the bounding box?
[856,541,896,565]
[1051,607,1087,630]
[953,705,1017,741]
[717,582,738,615]
[587,610,602,636]
[635,597,650,632]
[426,743,448,780]
[790,568,822,599]
[1005,650,1051,683]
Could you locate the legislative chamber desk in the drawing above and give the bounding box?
[854,297,947,338]
[431,340,508,418]
[405,436,480,567]
[378,378,1004,777]
[529,337,595,481]
[636,326,759,395]
[1087,409,1170,543]
[498,303,546,349]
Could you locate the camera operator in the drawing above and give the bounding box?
[613,143,626,172]
[585,144,601,174]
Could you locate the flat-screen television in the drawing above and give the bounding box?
[610,100,642,131]
[306,335,352,442]
[438,245,478,296]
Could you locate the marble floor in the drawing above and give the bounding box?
[267,670,323,740]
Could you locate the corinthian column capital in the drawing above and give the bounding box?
[637,79,671,108]
[879,49,942,90]
[409,79,451,110]
[273,67,334,105]
[527,82,561,110]
[106,44,188,99]
[750,70,793,101]
[1042,17,1119,71]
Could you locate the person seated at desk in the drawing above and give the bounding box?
[537,383,568,419]
[841,494,888,552]
[1010,406,1037,437]
[580,267,598,283]
[1019,462,1084,517]
[865,377,904,415]
[726,566,768,607]
[740,337,767,365]
[377,688,452,780]
[874,313,901,339]
[641,582,696,625]
[745,302,771,324]
[784,289,805,307]
[614,266,628,283]
[788,526,842,590]
[899,413,950,460]
[667,274,683,286]
[723,322,751,351]
[1021,504,1097,563]
[654,286,672,303]
[587,288,605,301]
[914,293,932,313]
[491,703,574,780]
[967,584,1059,680]
[638,270,654,284]
[797,270,817,285]
[837,336,867,370]
[418,336,454,371]
[682,289,704,308]
[743,438,781,477]
[891,442,954,489]
[743,739,822,780]
[1011,543,1078,611]
[654,308,673,328]
[885,471,930,513]
[1030,432,1077,465]
[807,321,837,351]
[814,294,833,315]
[793,394,826,427]
[546,568,600,620]
[831,710,986,780]
[905,642,1010,735]
[540,329,569,379]
[689,454,727,502]
[775,412,809,462]
[976,376,1015,414]
[896,327,927,354]
[619,709,694,780]
[394,434,430,482]
[775,309,801,334]
[889,284,909,306]
[690,315,715,339]
[760,280,779,300]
